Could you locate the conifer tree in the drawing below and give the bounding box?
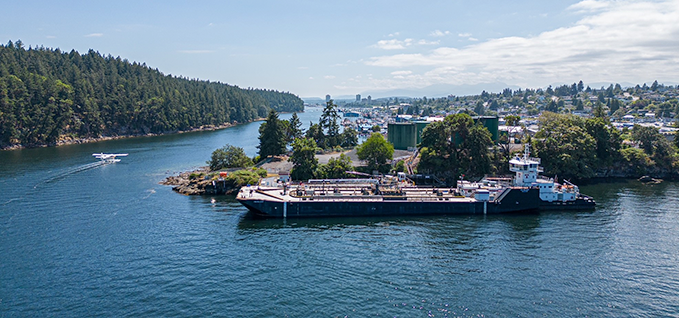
[258,109,286,158]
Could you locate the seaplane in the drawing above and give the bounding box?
[92,153,128,163]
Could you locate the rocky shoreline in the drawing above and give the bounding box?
[160,167,243,196]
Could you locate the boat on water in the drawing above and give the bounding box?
[92,153,128,163]
[237,146,595,218]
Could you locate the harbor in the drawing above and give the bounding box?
[1,111,677,317]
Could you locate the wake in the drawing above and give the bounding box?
[38,160,109,187]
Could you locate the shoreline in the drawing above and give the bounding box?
[0,119,266,151]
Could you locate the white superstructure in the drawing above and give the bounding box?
[509,145,577,202]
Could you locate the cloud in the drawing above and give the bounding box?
[45,35,56,39]
[391,70,413,76]
[372,38,413,50]
[364,0,679,89]
[324,75,336,79]
[430,30,450,37]
[458,33,472,37]
[418,39,440,45]
[85,33,103,37]
[178,50,215,54]
[569,0,612,12]
[388,32,400,37]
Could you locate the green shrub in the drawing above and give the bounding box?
[224,169,262,188]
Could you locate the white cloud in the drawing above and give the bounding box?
[430,30,450,37]
[324,75,336,79]
[45,35,56,39]
[309,77,314,80]
[388,32,400,37]
[458,33,472,37]
[391,70,413,76]
[569,0,612,12]
[364,0,679,89]
[85,33,103,37]
[372,38,414,50]
[418,39,440,45]
[468,37,479,42]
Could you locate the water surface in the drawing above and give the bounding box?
[1,110,678,317]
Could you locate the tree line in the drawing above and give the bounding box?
[412,111,679,184]
[531,112,678,180]
[0,40,303,149]
[210,101,396,182]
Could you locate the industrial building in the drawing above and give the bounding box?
[387,116,499,150]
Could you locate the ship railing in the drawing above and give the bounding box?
[297,196,384,202]
[306,178,378,184]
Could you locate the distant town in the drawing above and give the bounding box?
[309,81,678,150]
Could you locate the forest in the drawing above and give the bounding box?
[0,40,303,149]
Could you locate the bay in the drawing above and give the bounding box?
[1,108,678,317]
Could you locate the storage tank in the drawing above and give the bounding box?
[475,116,499,142]
[387,123,417,150]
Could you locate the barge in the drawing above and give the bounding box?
[237,146,595,218]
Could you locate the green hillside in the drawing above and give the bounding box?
[0,40,303,149]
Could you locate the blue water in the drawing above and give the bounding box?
[1,109,679,317]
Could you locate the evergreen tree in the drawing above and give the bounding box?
[473,101,485,115]
[545,99,559,112]
[340,127,358,148]
[593,101,607,118]
[290,137,318,181]
[306,122,324,148]
[258,109,286,158]
[286,112,303,143]
[320,100,340,149]
[0,42,303,149]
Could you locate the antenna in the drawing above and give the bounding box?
[524,143,530,159]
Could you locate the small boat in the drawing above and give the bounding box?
[92,153,128,163]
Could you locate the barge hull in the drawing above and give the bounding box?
[239,188,540,218]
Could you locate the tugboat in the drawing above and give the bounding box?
[506,145,596,210]
[236,145,594,218]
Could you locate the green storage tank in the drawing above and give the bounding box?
[415,121,429,145]
[475,116,499,142]
[387,123,417,150]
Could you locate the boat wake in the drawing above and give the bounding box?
[37,161,109,187]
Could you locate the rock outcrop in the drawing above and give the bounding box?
[160,167,241,195]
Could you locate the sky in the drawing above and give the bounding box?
[2,0,678,99]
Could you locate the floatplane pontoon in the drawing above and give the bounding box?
[92,153,128,163]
